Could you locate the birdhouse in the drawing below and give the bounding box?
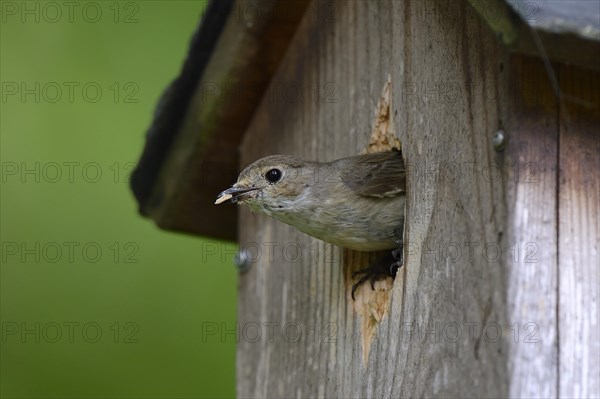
[131,1,599,396]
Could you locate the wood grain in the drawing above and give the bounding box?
[504,55,559,398]
[237,1,509,396]
[558,64,600,398]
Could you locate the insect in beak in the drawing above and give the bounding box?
[215,186,260,204]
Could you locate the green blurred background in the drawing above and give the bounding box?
[0,1,237,397]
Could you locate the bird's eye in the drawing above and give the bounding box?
[265,168,282,183]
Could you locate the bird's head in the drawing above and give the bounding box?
[215,155,313,215]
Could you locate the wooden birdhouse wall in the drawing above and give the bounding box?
[237,1,513,397]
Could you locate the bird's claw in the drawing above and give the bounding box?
[351,250,403,300]
[389,260,401,276]
[351,268,376,300]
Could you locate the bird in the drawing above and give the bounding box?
[215,148,406,299]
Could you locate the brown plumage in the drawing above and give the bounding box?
[216,149,405,250]
[216,149,406,297]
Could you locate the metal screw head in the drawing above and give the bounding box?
[234,249,252,273]
[493,130,506,151]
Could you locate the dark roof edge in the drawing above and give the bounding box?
[469,0,600,70]
[130,0,235,214]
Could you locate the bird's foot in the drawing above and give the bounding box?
[351,243,404,300]
[390,239,403,272]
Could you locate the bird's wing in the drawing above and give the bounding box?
[340,149,406,198]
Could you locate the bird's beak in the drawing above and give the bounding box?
[215,186,260,205]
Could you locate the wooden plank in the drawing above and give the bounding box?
[237,1,510,396]
[558,65,600,398]
[503,55,559,398]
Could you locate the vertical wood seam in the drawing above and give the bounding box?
[544,63,563,394]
